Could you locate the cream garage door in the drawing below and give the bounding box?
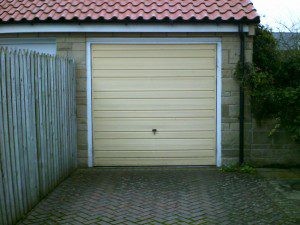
[92,44,217,166]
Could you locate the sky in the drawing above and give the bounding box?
[251,0,300,31]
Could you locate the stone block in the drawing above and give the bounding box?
[222,157,239,166]
[222,95,239,105]
[67,36,86,43]
[229,105,239,117]
[221,35,239,43]
[57,42,72,51]
[57,50,68,57]
[222,131,239,146]
[69,33,86,38]
[222,104,229,117]
[77,150,87,158]
[222,123,230,131]
[76,69,86,78]
[77,118,87,131]
[222,91,231,97]
[229,122,239,131]
[76,77,86,92]
[76,91,86,98]
[222,69,234,78]
[70,50,86,63]
[76,97,87,106]
[222,78,239,92]
[222,42,239,51]
[222,49,229,65]
[77,105,87,118]
[245,49,253,62]
[72,42,86,51]
[77,158,88,167]
[222,149,239,157]
[229,48,239,64]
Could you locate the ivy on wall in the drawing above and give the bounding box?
[235,25,300,141]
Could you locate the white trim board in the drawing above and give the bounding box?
[86,38,222,167]
[0,23,249,34]
[0,38,57,55]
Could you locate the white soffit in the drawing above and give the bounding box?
[0,23,249,34]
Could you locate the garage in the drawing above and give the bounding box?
[91,43,217,166]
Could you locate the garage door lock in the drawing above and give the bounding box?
[152,129,157,135]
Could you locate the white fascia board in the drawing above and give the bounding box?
[0,23,249,34]
[87,37,222,44]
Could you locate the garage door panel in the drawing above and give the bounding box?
[94,158,216,166]
[94,139,214,151]
[92,44,216,51]
[93,77,215,91]
[93,91,215,99]
[93,118,215,132]
[94,150,215,158]
[92,58,215,70]
[94,131,215,139]
[93,110,214,118]
[92,49,215,58]
[93,69,215,78]
[93,99,215,111]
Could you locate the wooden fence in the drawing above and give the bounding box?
[0,48,77,225]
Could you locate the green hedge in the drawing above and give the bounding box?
[235,25,300,141]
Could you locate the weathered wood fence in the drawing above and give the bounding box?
[0,48,77,225]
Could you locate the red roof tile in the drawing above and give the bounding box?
[0,0,260,23]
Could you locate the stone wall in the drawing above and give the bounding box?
[1,32,298,167]
[245,118,300,166]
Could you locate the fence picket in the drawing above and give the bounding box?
[30,52,39,204]
[16,50,28,215]
[22,50,34,210]
[5,50,18,223]
[0,49,9,225]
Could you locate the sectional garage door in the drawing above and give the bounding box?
[91,44,217,166]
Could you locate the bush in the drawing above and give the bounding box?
[235,25,300,141]
[220,164,256,174]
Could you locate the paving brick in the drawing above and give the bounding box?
[18,168,298,225]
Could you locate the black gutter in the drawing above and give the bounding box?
[239,24,245,165]
[0,17,261,25]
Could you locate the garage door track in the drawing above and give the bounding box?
[19,168,298,224]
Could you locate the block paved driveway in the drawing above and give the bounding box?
[19,168,297,225]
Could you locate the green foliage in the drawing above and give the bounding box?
[253,25,281,74]
[220,164,256,174]
[235,25,300,141]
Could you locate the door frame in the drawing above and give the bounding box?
[86,37,222,167]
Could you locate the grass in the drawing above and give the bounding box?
[220,163,257,174]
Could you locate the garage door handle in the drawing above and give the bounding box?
[152,129,157,135]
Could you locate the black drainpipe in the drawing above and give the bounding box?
[239,24,245,165]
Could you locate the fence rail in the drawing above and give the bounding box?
[0,48,77,225]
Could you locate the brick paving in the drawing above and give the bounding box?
[19,168,297,225]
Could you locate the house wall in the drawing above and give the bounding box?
[1,32,298,167]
